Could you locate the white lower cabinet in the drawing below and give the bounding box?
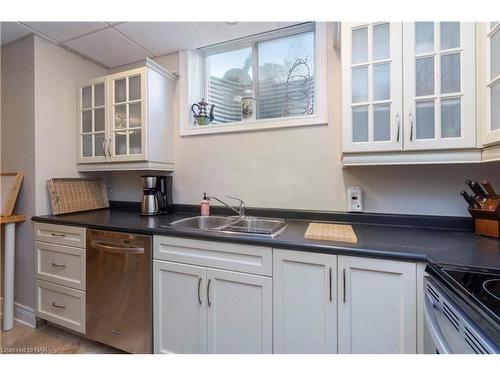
[206,268,272,354]
[153,237,272,354]
[273,249,337,353]
[337,255,417,353]
[153,260,207,354]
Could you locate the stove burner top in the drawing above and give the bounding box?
[483,279,500,301]
[443,268,500,321]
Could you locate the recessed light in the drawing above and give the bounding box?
[225,22,238,26]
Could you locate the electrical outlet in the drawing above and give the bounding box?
[347,186,363,212]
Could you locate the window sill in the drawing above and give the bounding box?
[180,115,328,136]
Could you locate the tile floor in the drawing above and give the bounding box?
[1,322,124,354]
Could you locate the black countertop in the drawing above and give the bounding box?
[32,208,500,270]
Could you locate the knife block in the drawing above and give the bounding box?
[468,197,500,238]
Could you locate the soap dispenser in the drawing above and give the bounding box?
[201,193,210,216]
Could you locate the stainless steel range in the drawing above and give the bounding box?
[424,263,499,354]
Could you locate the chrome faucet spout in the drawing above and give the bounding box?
[207,195,246,217]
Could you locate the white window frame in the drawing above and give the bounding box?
[179,22,328,136]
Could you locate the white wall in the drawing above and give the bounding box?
[33,37,106,215]
[1,36,35,309]
[1,35,106,312]
[106,24,500,217]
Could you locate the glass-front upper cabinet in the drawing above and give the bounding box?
[342,22,403,152]
[78,78,107,163]
[402,22,476,150]
[109,68,145,161]
[483,22,500,146]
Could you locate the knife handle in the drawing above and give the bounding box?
[460,191,476,208]
[481,180,497,197]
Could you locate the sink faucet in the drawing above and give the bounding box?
[207,195,246,217]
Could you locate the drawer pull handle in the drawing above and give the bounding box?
[51,263,66,268]
[50,233,66,237]
[51,302,66,309]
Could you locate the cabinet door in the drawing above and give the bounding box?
[342,22,403,152]
[153,260,207,354]
[483,22,500,146]
[206,268,272,354]
[109,68,147,161]
[78,78,108,163]
[403,22,476,150]
[273,249,337,353]
[338,256,417,354]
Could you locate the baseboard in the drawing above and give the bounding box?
[0,297,36,328]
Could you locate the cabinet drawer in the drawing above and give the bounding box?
[35,280,86,334]
[35,242,85,290]
[153,236,272,276]
[35,222,86,248]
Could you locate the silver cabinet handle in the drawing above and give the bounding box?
[50,233,66,237]
[396,113,401,142]
[409,111,414,141]
[207,279,212,307]
[107,139,112,158]
[343,268,346,303]
[329,267,332,302]
[90,240,144,254]
[197,277,202,305]
[52,302,66,309]
[51,263,66,268]
[102,138,107,157]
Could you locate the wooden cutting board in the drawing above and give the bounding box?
[304,223,358,243]
[47,178,109,215]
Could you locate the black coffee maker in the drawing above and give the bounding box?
[155,175,173,214]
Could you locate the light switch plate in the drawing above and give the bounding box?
[347,186,363,212]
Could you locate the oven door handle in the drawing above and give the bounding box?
[424,292,452,354]
[90,240,145,254]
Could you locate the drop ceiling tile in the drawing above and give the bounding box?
[1,22,32,45]
[23,22,108,42]
[116,22,208,56]
[194,22,300,44]
[65,28,153,68]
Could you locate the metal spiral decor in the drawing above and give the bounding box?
[283,59,313,117]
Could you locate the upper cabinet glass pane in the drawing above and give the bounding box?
[373,23,390,61]
[129,75,141,101]
[415,22,434,54]
[373,63,390,101]
[440,22,460,50]
[491,29,500,80]
[115,78,126,103]
[352,27,368,64]
[257,31,315,119]
[206,47,253,123]
[492,82,500,131]
[82,110,92,133]
[352,66,368,103]
[441,53,461,94]
[94,83,105,107]
[82,86,92,109]
[416,57,435,96]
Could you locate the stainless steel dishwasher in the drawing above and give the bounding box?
[86,229,152,353]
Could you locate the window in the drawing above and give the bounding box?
[202,24,315,125]
[179,22,327,135]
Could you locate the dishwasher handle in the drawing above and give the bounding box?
[424,292,452,354]
[90,240,145,254]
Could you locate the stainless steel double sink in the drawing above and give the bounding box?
[164,215,289,237]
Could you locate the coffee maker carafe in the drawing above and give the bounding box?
[141,176,159,216]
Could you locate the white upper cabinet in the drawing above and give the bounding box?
[77,59,176,172]
[342,22,403,152]
[78,77,108,163]
[482,22,500,146]
[403,22,476,150]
